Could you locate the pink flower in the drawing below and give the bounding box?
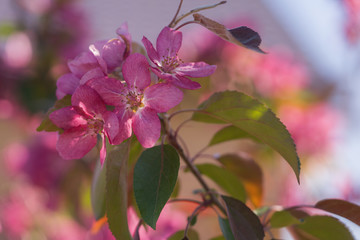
[89,53,183,148]
[278,103,341,156]
[56,23,131,99]
[50,85,120,164]
[142,27,216,89]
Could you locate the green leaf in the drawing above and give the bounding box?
[218,217,235,240]
[209,125,259,146]
[196,164,246,202]
[106,142,132,240]
[168,228,200,240]
[270,210,301,228]
[315,199,360,226]
[171,180,181,198]
[192,14,265,53]
[37,95,72,132]
[133,145,180,229]
[293,215,354,240]
[222,195,265,240]
[218,154,263,207]
[192,91,300,183]
[211,237,226,240]
[0,22,16,37]
[91,160,106,220]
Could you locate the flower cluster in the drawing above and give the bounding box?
[50,25,216,163]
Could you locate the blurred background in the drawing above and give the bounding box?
[0,0,359,239]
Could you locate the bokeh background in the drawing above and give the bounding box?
[0,0,359,239]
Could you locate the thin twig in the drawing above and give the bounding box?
[173,1,227,27]
[169,198,203,205]
[183,202,207,239]
[175,21,198,31]
[168,0,184,28]
[190,145,209,163]
[166,128,227,215]
[168,109,200,121]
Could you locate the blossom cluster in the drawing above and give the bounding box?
[50,24,216,164]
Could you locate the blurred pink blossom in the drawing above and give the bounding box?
[91,205,186,240]
[0,185,46,237]
[17,0,52,15]
[46,217,88,240]
[343,0,360,43]
[3,32,33,69]
[278,103,342,156]
[251,49,309,98]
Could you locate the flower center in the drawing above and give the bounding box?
[87,118,104,135]
[161,55,182,73]
[126,91,144,112]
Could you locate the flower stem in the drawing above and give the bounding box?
[165,123,227,215]
[173,1,227,27]
[168,0,184,28]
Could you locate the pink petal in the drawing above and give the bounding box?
[68,51,99,78]
[112,107,133,145]
[80,67,105,85]
[116,22,132,58]
[99,134,107,166]
[88,77,127,106]
[56,127,97,160]
[71,85,106,116]
[156,27,182,59]
[89,42,108,73]
[103,111,120,144]
[132,107,160,148]
[176,62,217,78]
[49,106,87,129]
[144,83,183,112]
[56,73,80,99]
[101,39,126,72]
[169,75,201,90]
[122,53,151,90]
[116,22,132,44]
[142,36,160,63]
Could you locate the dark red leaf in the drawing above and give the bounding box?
[222,195,264,240]
[315,199,360,226]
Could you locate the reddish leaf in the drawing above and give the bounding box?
[315,199,360,226]
[193,13,265,53]
[222,196,264,240]
[218,154,263,207]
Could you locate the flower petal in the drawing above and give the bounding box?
[168,75,201,90]
[68,51,99,78]
[156,27,182,58]
[71,85,106,116]
[142,36,160,63]
[112,107,133,145]
[89,42,108,73]
[99,134,107,166]
[122,53,151,90]
[132,107,160,148]
[176,62,217,78]
[103,111,120,144]
[88,77,127,107]
[49,106,87,129]
[80,67,105,85]
[101,39,126,72]
[144,83,183,112]
[57,127,97,160]
[116,22,132,58]
[56,73,80,99]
